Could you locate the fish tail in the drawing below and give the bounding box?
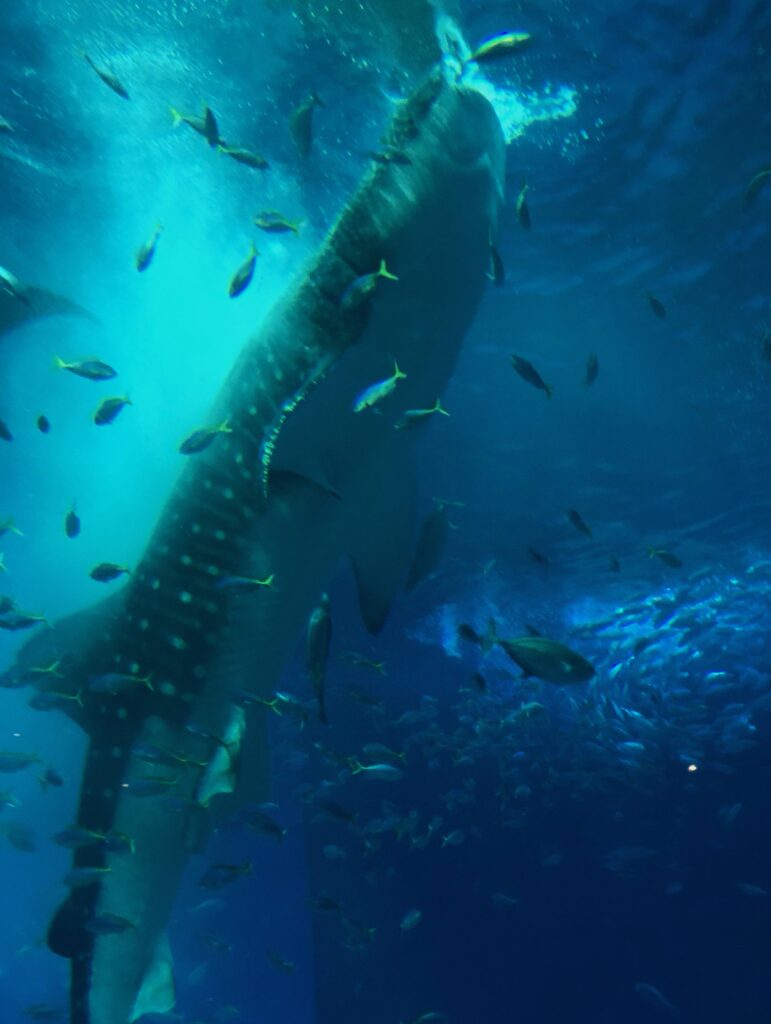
[219,419,233,434]
[348,758,363,775]
[53,355,68,370]
[434,398,450,416]
[141,673,154,691]
[544,383,554,399]
[647,547,657,558]
[169,106,183,126]
[378,259,398,281]
[481,618,498,654]
[393,360,406,379]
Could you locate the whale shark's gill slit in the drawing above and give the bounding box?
[258,359,334,494]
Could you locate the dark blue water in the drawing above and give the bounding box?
[2,2,771,1022]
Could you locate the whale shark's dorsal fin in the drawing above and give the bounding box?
[348,445,418,633]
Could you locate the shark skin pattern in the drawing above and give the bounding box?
[0,278,95,338]
[13,69,505,1024]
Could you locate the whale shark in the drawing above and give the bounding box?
[10,68,504,1023]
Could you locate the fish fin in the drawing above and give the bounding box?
[348,450,417,633]
[0,283,98,339]
[195,705,246,808]
[129,932,176,1023]
[48,892,88,959]
[269,467,341,501]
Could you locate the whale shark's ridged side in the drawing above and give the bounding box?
[17,70,504,1024]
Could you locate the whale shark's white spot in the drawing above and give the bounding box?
[193,666,206,679]
[151,578,160,591]
[192,523,201,534]
[214,530,226,541]
[159,681,176,696]
[117,707,128,720]
[139,618,149,630]
[180,591,192,604]
[111,746,122,759]
[169,635,187,651]
[181,555,193,567]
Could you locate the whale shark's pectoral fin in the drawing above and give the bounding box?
[0,278,97,339]
[348,446,418,633]
[130,932,176,1023]
[196,705,246,808]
